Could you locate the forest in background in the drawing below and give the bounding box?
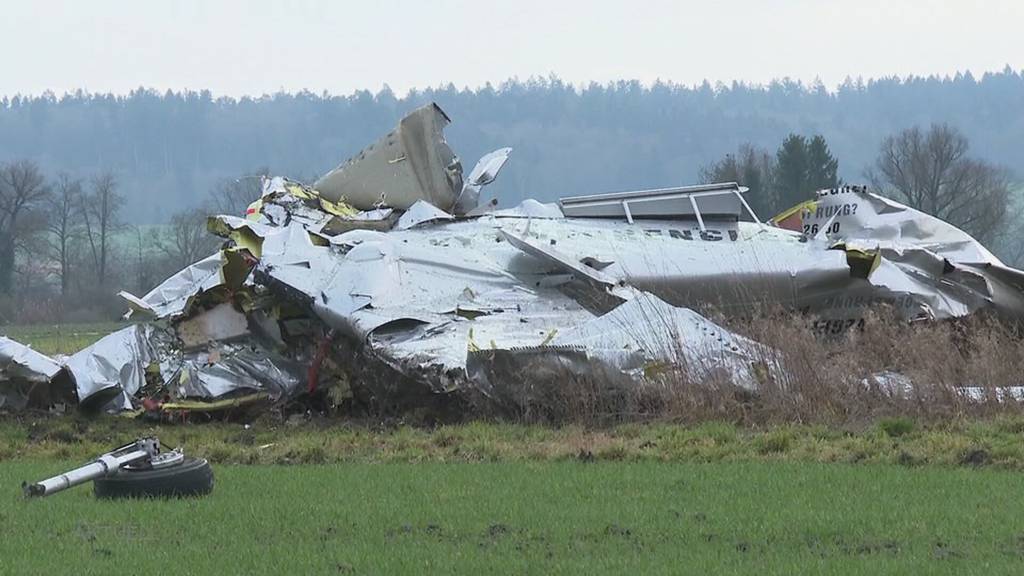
[1,68,1021,222]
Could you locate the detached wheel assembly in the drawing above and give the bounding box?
[23,437,213,499]
[94,457,214,499]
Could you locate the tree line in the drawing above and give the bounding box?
[1,68,1021,223]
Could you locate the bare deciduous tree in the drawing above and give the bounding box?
[870,124,1011,244]
[155,207,220,269]
[47,173,83,298]
[208,168,269,216]
[80,171,123,287]
[127,225,164,296]
[0,160,50,294]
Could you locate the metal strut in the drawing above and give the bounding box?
[23,437,179,498]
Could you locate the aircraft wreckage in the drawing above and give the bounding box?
[4,102,1024,415]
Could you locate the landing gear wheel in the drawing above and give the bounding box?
[93,457,214,499]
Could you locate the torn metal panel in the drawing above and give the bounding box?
[163,342,304,401]
[64,325,160,411]
[453,147,513,214]
[804,186,1000,263]
[464,295,773,407]
[313,104,509,216]
[497,226,634,307]
[491,199,564,219]
[549,293,772,390]
[120,253,224,320]
[396,200,454,230]
[798,186,1024,322]
[233,182,399,239]
[363,291,599,394]
[0,337,73,410]
[0,337,64,383]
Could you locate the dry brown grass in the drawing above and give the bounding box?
[474,306,1024,427]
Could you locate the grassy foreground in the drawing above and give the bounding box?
[1,417,1024,573]
[4,415,1024,468]
[3,460,1024,574]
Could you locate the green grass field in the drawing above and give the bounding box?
[2,417,1024,574]
[2,322,126,356]
[2,460,1023,574]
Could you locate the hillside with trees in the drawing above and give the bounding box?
[1,69,1021,222]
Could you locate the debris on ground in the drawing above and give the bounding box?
[0,337,74,411]
[3,103,1024,417]
[23,436,213,499]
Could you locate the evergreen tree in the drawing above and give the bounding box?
[773,134,840,213]
[774,134,809,212]
[699,145,776,219]
[806,135,839,192]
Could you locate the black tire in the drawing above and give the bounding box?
[93,457,214,499]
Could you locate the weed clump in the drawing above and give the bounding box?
[755,429,793,454]
[878,417,916,438]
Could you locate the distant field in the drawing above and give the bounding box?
[1,322,125,355]
[2,460,1023,574]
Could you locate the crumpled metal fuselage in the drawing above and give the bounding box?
[4,102,1023,414]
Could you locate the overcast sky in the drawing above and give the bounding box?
[2,0,1021,97]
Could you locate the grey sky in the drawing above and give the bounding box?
[2,0,1021,97]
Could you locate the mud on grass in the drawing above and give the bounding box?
[5,414,1024,469]
[4,460,1024,574]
